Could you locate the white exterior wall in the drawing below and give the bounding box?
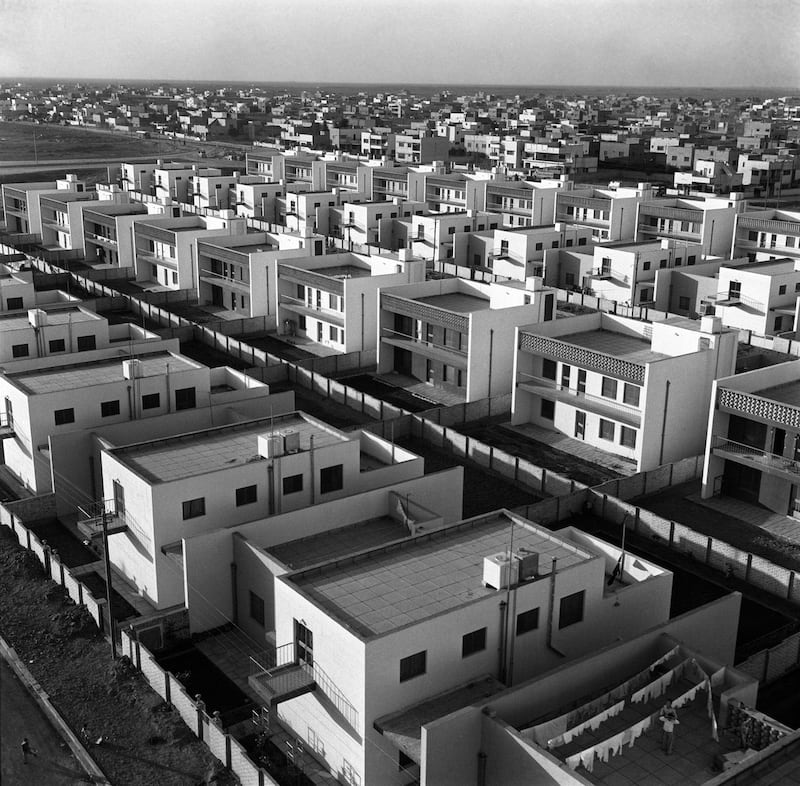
[274,580,368,783]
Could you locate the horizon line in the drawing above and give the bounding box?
[2,77,799,93]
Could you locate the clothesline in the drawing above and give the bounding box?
[526,646,684,745]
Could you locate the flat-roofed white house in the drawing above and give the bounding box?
[276,250,425,353]
[0,348,259,493]
[512,314,738,471]
[378,277,559,401]
[702,360,800,518]
[710,258,800,336]
[195,231,322,320]
[249,509,672,786]
[457,223,593,282]
[132,214,247,290]
[95,412,428,609]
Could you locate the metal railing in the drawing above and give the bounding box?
[711,436,800,477]
[250,643,359,730]
[381,326,468,357]
[714,291,765,312]
[516,372,642,420]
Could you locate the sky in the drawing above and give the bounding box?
[1,0,799,88]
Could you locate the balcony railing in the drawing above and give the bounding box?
[249,643,359,730]
[712,436,800,479]
[381,326,468,358]
[587,267,630,284]
[84,231,118,248]
[516,372,642,424]
[717,388,800,430]
[714,292,765,312]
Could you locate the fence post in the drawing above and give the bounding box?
[542,469,547,496]
[745,553,753,582]
[514,457,519,482]
[705,537,713,565]
[165,672,171,703]
[789,571,795,601]
[226,735,232,768]
[669,462,674,486]
[669,521,675,548]
[196,696,205,740]
[602,494,607,519]
[489,446,494,470]
[634,507,640,533]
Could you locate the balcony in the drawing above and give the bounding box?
[714,292,765,313]
[76,499,128,539]
[711,436,800,481]
[0,413,14,439]
[381,327,468,368]
[381,293,470,334]
[587,267,630,284]
[199,268,250,292]
[84,231,118,249]
[516,372,642,427]
[136,249,177,271]
[249,643,358,731]
[279,294,345,328]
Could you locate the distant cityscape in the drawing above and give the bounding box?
[1,73,800,786]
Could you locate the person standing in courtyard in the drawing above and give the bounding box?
[659,702,679,754]
[21,736,37,764]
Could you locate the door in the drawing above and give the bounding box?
[574,410,586,440]
[721,461,761,505]
[317,322,323,342]
[210,285,223,307]
[394,347,412,376]
[294,619,313,666]
[577,369,587,395]
[544,293,555,321]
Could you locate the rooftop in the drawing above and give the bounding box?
[753,380,800,408]
[0,307,100,330]
[415,292,490,313]
[111,412,347,484]
[8,352,199,395]
[311,264,372,279]
[289,511,592,639]
[268,516,408,570]
[555,328,668,364]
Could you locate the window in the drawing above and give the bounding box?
[77,335,96,352]
[399,650,426,682]
[448,226,455,235]
[552,240,559,249]
[774,316,783,331]
[578,237,587,246]
[249,591,265,626]
[566,238,574,247]
[620,426,637,448]
[542,358,557,380]
[748,230,758,241]
[535,242,543,251]
[11,343,29,358]
[623,384,640,407]
[687,255,696,265]
[601,377,618,399]
[297,284,305,299]
[54,408,75,426]
[236,485,257,506]
[516,607,540,635]
[283,474,303,495]
[565,272,575,286]
[559,590,585,629]
[779,285,787,295]
[642,260,651,271]
[659,259,667,269]
[101,400,120,417]
[540,399,555,420]
[462,627,487,657]
[599,419,615,441]
[48,338,66,353]
[175,387,196,410]
[678,296,691,311]
[6,297,23,310]
[561,365,571,388]
[142,393,160,410]
[182,497,206,520]
[329,325,338,342]
[320,464,343,494]
[796,282,800,293]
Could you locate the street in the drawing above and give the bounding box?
[0,656,92,785]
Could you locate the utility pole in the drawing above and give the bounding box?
[101,507,117,659]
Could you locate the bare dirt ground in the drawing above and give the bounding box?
[0,525,236,786]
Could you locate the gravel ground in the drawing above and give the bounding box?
[0,525,236,786]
